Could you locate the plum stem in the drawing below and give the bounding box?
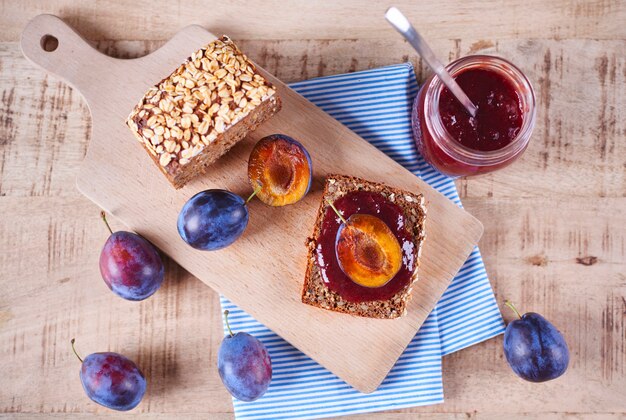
[70,338,83,363]
[223,310,234,337]
[326,199,347,224]
[504,300,522,319]
[100,211,113,235]
[246,184,262,205]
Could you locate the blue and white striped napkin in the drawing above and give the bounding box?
[220,63,505,419]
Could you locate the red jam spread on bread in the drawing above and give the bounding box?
[315,191,416,302]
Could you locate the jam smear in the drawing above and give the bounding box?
[315,191,415,303]
[439,68,523,152]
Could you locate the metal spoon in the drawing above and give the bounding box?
[385,6,478,118]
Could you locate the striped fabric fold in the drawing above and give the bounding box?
[220,63,505,419]
[220,298,443,420]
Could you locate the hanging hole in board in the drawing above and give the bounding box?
[40,35,59,52]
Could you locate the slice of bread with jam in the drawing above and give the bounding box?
[302,174,427,319]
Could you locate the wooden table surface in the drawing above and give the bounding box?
[1,1,624,418]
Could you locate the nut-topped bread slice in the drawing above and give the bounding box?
[302,174,427,319]
[126,36,281,188]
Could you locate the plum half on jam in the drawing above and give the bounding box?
[248,134,312,206]
[328,202,403,288]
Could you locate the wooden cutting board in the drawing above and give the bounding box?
[21,14,483,393]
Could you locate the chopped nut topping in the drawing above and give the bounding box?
[126,35,278,169]
[159,152,172,167]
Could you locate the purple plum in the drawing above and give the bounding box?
[177,187,264,251]
[177,190,249,251]
[71,339,146,411]
[503,301,570,382]
[99,212,164,301]
[218,310,272,401]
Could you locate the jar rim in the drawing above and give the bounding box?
[423,55,537,166]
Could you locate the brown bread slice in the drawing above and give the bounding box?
[302,174,427,319]
[126,36,281,189]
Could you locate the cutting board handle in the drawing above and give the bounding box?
[20,14,113,99]
[21,14,219,108]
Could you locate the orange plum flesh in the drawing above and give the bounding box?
[248,134,312,206]
[335,214,402,288]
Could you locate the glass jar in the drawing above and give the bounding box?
[411,55,536,177]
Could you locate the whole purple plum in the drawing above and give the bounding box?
[99,212,164,301]
[503,301,569,382]
[218,310,272,401]
[72,339,146,411]
[177,189,250,251]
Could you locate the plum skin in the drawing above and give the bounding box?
[99,231,164,301]
[503,312,569,382]
[218,332,272,402]
[80,352,146,411]
[177,190,249,251]
[248,134,312,206]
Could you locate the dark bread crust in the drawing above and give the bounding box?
[130,94,281,189]
[126,36,282,189]
[302,174,427,319]
[160,96,281,188]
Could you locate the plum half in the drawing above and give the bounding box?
[248,134,312,206]
[334,213,403,288]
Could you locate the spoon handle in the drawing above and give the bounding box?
[385,7,478,118]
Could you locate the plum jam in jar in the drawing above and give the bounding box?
[412,55,536,176]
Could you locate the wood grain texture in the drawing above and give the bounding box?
[1,0,625,41]
[19,15,483,393]
[0,1,625,417]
